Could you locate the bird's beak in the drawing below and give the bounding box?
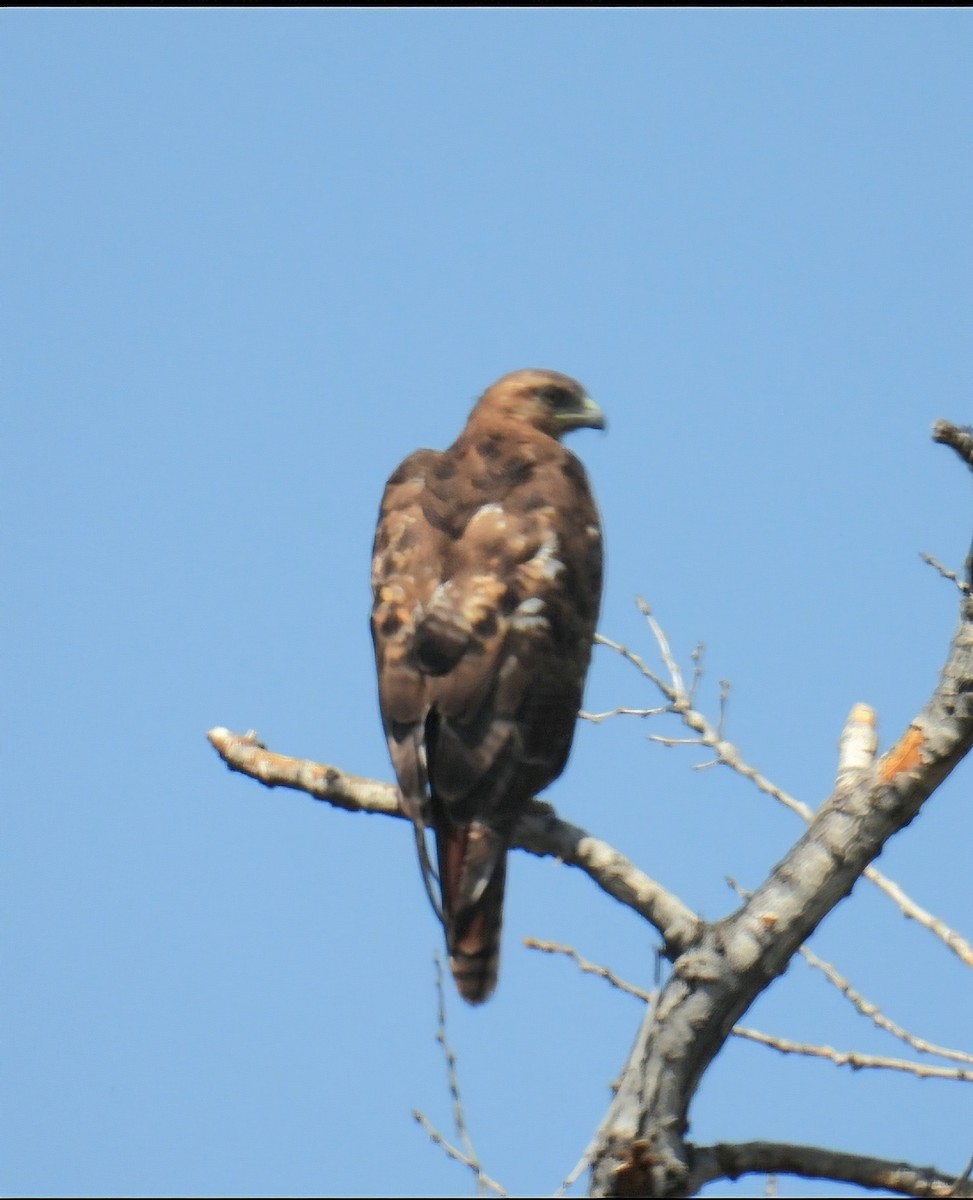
[557,393,606,433]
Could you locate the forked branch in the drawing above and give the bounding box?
[588,420,973,1197]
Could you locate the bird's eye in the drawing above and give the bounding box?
[536,384,575,409]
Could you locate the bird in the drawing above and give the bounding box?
[370,369,604,1003]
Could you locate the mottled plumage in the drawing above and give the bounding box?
[370,369,604,1003]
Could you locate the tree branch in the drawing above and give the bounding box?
[523,934,973,1081]
[729,1026,973,1083]
[589,424,973,1197]
[685,1141,973,1199]
[206,729,702,959]
[206,727,402,815]
[412,1110,507,1197]
[593,631,973,969]
[726,876,973,1066]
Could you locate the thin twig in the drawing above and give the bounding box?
[579,705,666,723]
[555,1144,597,1198]
[726,876,973,1065]
[522,937,653,1003]
[526,934,973,1082]
[411,1110,507,1197]
[798,941,973,1066]
[731,1026,973,1081]
[433,955,479,1168]
[412,958,506,1197]
[521,938,653,1197]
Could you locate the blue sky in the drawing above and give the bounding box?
[3,10,971,1198]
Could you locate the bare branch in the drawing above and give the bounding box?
[522,937,653,1004]
[921,552,970,594]
[730,1026,973,1082]
[526,932,973,1082]
[590,433,973,1195]
[727,878,973,1067]
[593,628,973,970]
[580,706,667,723]
[411,1110,507,1197]
[432,956,480,1170]
[206,729,703,959]
[686,1141,973,1199]
[207,727,402,815]
[647,734,707,748]
[796,941,973,1067]
[556,1147,596,1198]
[865,871,973,968]
[415,958,509,1195]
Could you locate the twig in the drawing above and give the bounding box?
[921,552,970,594]
[411,958,507,1197]
[522,937,652,1003]
[411,1110,507,1197]
[726,876,973,1066]
[797,941,973,1066]
[528,932,973,1082]
[433,955,479,1169]
[579,705,666,723]
[731,1026,973,1082]
[555,1144,597,1198]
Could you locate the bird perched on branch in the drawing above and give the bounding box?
[370,369,604,1003]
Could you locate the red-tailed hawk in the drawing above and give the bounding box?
[370,370,604,1003]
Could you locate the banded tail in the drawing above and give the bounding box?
[437,821,507,1004]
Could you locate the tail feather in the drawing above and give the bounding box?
[438,822,506,1005]
[448,854,506,1005]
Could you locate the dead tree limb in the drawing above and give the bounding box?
[587,421,973,1197]
[684,1142,973,1199]
[206,728,702,959]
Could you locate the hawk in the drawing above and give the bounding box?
[370,369,604,1003]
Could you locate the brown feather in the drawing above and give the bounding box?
[370,370,604,1003]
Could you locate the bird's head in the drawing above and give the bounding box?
[472,369,605,440]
